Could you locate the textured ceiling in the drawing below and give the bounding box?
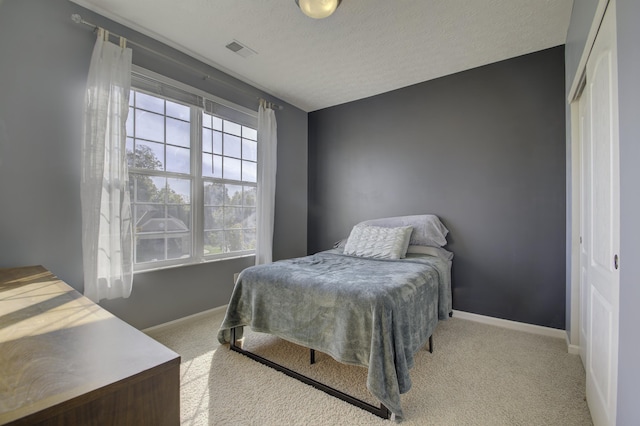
[70,0,574,112]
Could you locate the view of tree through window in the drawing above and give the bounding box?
[202,111,257,256]
[126,85,258,269]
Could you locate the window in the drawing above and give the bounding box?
[126,68,258,271]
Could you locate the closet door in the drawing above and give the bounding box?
[579,89,589,368]
[581,1,620,425]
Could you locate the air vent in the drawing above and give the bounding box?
[225,40,257,58]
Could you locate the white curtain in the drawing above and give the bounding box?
[255,99,278,265]
[80,29,133,302]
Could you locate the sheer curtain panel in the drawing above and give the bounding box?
[255,100,278,265]
[81,29,134,302]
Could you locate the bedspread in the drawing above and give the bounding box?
[217,249,451,420]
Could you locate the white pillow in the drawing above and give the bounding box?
[343,224,413,260]
[406,245,454,261]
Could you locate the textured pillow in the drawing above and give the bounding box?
[360,214,449,247]
[343,224,413,259]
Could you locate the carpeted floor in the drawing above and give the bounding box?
[146,310,593,425]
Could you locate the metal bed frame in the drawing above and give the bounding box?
[229,327,433,420]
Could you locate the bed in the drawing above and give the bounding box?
[217,215,453,421]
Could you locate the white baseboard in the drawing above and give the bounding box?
[452,310,567,340]
[143,304,228,334]
[566,334,581,355]
[145,307,580,354]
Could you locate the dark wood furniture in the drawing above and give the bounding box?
[0,266,180,425]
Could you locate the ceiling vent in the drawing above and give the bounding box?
[225,40,257,58]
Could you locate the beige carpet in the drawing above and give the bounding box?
[146,310,592,425]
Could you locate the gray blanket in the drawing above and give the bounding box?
[217,249,452,420]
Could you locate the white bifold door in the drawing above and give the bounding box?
[578,1,620,425]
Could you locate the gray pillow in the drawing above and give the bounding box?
[360,214,448,247]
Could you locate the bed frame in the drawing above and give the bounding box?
[229,327,433,420]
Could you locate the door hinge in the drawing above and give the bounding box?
[614,254,619,270]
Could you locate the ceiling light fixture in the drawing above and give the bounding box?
[295,0,341,19]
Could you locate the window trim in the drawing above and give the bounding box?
[131,66,257,123]
[129,66,258,273]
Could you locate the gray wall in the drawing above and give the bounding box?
[309,47,566,329]
[0,0,308,329]
[565,0,640,423]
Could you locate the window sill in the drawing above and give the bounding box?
[133,254,255,275]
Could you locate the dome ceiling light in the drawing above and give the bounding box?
[295,0,342,19]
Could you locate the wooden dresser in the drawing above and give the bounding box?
[0,266,180,425]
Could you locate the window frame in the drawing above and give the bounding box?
[128,66,258,273]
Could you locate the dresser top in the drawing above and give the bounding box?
[0,266,180,423]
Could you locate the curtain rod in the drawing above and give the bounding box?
[71,14,283,111]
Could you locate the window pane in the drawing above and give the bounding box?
[243,207,256,227]
[243,229,256,250]
[225,184,242,205]
[242,160,257,183]
[202,153,214,178]
[202,128,213,153]
[166,145,190,174]
[223,157,241,180]
[224,229,242,252]
[242,139,257,161]
[202,112,212,129]
[204,182,225,206]
[166,100,190,121]
[204,206,224,230]
[166,117,190,148]
[134,141,164,170]
[224,120,241,136]
[136,236,166,263]
[135,92,164,114]
[135,109,164,142]
[224,207,243,229]
[167,234,191,259]
[134,175,165,203]
[224,134,241,158]
[167,178,191,204]
[167,205,191,231]
[126,138,134,168]
[213,131,223,154]
[213,155,223,178]
[212,116,223,131]
[204,231,223,255]
[126,112,134,136]
[135,204,165,232]
[242,126,257,141]
[243,186,256,206]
